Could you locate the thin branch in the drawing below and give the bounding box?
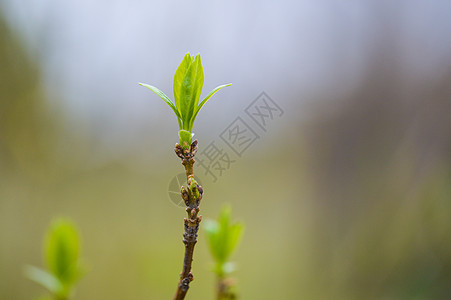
[173,140,203,300]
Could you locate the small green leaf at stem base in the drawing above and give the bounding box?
[179,130,193,149]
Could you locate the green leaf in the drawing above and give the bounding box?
[203,205,245,267]
[203,219,220,236]
[190,83,232,132]
[173,53,204,131]
[173,53,192,115]
[185,54,204,130]
[140,53,230,138]
[226,222,244,259]
[139,83,182,129]
[45,218,81,285]
[24,265,64,295]
[204,219,220,261]
[178,130,193,149]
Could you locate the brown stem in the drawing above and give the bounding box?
[217,277,237,300]
[173,140,203,300]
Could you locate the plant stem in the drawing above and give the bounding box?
[217,276,237,300]
[173,140,203,300]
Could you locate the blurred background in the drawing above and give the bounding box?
[1,0,450,299]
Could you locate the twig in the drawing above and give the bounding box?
[173,140,203,300]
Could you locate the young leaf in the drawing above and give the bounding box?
[192,55,205,108]
[204,219,222,262]
[175,54,205,131]
[26,218,85,300]
[204,205,245,268]
[179,130,193,150]
[139,83,182,129]
[226,222,244,260]
[45,218,81,284]
[186,54,204,130]
[24,265,64,295]
[173,53,192,114]
[140,53,231,146]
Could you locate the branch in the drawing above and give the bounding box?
[173,140,203,300]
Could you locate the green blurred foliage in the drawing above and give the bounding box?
[25,218,84,299]
[204,205,244,278]
[44,218,83,286]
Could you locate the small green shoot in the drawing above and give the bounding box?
[25,218,85,300]
[204,205,244,279]
[139,53,231,149]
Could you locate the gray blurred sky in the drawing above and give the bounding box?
[1,0,451,159]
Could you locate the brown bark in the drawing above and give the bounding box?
[173,140,203,300]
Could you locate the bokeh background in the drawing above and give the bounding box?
[1,1,451,299]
